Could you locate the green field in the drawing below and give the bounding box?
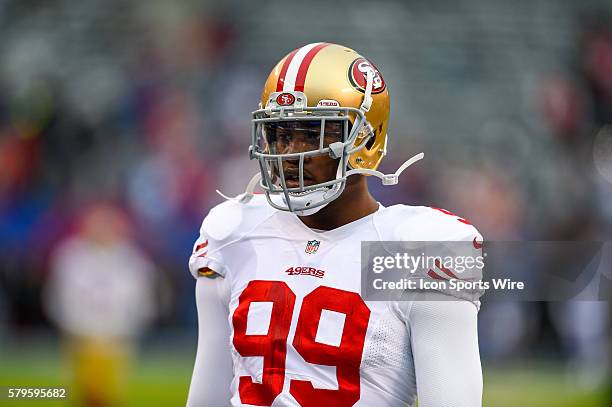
[0,343,608,407]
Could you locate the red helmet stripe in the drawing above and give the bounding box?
[276,48,300,92]
[294,43,329,92]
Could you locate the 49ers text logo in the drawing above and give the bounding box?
[285,266,325,278]
[348,57,386,94]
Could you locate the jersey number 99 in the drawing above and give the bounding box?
[232,280,371,407]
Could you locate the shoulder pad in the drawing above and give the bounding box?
[374,205,485,306]
[188,195,276,279]
[375,204,483,242]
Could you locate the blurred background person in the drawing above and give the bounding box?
[44,202,157,407]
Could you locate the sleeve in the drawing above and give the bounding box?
[188,197,273,279]
[423,208,485,308]
[186,275,233,406]
[383,205,485,307]
[407,293,483,407]
[188,218,229,278]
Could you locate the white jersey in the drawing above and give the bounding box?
[188,196,483,407]
[46,237,155,339]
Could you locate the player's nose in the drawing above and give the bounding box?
[283,158,314,178]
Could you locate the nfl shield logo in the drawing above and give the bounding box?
[305,240,320,254]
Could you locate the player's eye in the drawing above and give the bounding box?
[323,120,344,142]
[260,120,345,154]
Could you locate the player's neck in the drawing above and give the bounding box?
[297,178,379,231]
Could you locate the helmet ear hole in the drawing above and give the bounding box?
[365,124,383,150]
[365,134,376,150]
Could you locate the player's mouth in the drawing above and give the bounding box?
[281,169,315,189]
[284,174,315,188]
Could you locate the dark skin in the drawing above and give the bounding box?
[278,125,379,231]
[197,125,377,275]
[298,171,379,231]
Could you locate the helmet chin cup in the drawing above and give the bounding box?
[281,183,342,216]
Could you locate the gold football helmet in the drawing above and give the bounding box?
[237,43,423,215]
[259,43,390,171]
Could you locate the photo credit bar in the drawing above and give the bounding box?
[361,241,612,302]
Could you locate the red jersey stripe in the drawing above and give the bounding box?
[434,259,460,280]
[195,240,208,252]
[428,270,448,280]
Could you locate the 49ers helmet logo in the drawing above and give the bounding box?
[348,58,386,94]
[276,92,296,106]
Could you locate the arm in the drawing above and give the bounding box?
[186,273,233,407]
[409,296,482,407]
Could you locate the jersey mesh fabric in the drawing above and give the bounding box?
[361,305,411,370]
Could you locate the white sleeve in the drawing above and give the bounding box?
[186,276,233,407]
[408,296,482,407]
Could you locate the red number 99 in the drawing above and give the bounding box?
[232,281,370,407]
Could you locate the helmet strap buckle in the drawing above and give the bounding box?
[328,142,345,159]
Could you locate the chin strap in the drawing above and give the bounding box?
[346,152,424,185]
[216,152,424,205]
[216,172,262,204]
[360,70,374,113]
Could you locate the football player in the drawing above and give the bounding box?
[186,43,483,407]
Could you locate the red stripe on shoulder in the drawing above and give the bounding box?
[434,259,460,280]
[195,240,208,252]
[428,269,448,280]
